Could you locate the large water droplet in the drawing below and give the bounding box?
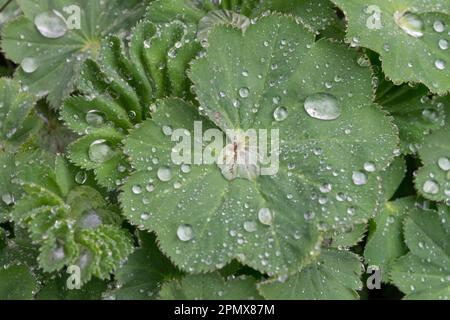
[88,139,114,163]
[258,207,273,226]
[364,162,376,172]
[239,87,250,98]
[439,39,449,50]
[79,210,102,229]
[34,11,68,39]
[423,180,439,194]
[438,157,450,171]
[85,110,105,127]
[435,59,446,70]
[132,185,143,195]
[352,171,368,186]
[75,171,87,184]
[394,11,424,38]
[21,57,38,73]
[157,166,173,182]
[1,193,14,205]
[243,221,257,233]
[304,93,341,121]
[273,107,288,122]
[177,224,194,241]
[433,20,445,33]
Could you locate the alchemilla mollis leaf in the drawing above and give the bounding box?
[332,0,450,95]
[1,0,148,107]
[120,14,399,277]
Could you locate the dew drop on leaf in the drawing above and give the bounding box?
[433,20,445,33]
[273,106,288,122]
[181,164,191,173]
[34,11,68,39]
[1,193,14,205]
[75,171,87,184]
[434,59,446,70]
[423,180,440,194]
[394,11,424,38]
[177,224,194,241]
[363,162,376,172]
[352,171,368,186]
[85,110,105,127]
[157,166,173,182]
[304,93,341,121]
[88,139,114,163]
[243,221,257,233]
[239,87,250,98]
[21,57,38,73]
[439,39,448,50]
[438,157,450,171]
[258,207,273,226]
[132,185,143,195]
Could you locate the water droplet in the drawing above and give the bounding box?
[319,183,332,193]
[439,39,449,50]
[304,211,315,220]
[1,193,14,205]
[423,180,439,194]
[34,11,68,39]
[244,221,257,233]
[364,162,376,172]
[52,246,65,261]
[177,224,194,241]
[85,110,105,127]
[140,213,150,221]
[258,207,273,226]
[352,171,368,186]
[146,184,155,192]
[132,185,143,195]
[88,139,114,163]
[438,157,450,171]
[435,59,446,70]
[21,57,38,73]
[433,20,445,33]
[162,125,173,136]
[394,11,424,38]
[239,87,250,98]
[75,171,87,184]
[304,93,341,121]
[273,107,288,122]
[79,210,102,229]
[181,164,191,173]
[157,166,172,182]
[357,56,370,67]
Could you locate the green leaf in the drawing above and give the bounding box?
[120,14,398,276]
[159,272,262,300]
[258,248,362,300]
[377,83,447,155]
[2,0,148,107]
[61,19,201,189]
[390,205,450,299]
[0,264,37,300]
[364,198,413,281]
[414,110,450,202]
[332,0,450,95]
[11,154,133,284]
[110,231,180,300]
[36,274,107,300]
[0,0,21,29]
[379,156,407,200]
[0,152,19,222]
[0,78,42,152]
[328,223,367,248]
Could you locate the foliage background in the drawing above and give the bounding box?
[0,0,449,300]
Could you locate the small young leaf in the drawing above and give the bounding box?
[159,272,262,300]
